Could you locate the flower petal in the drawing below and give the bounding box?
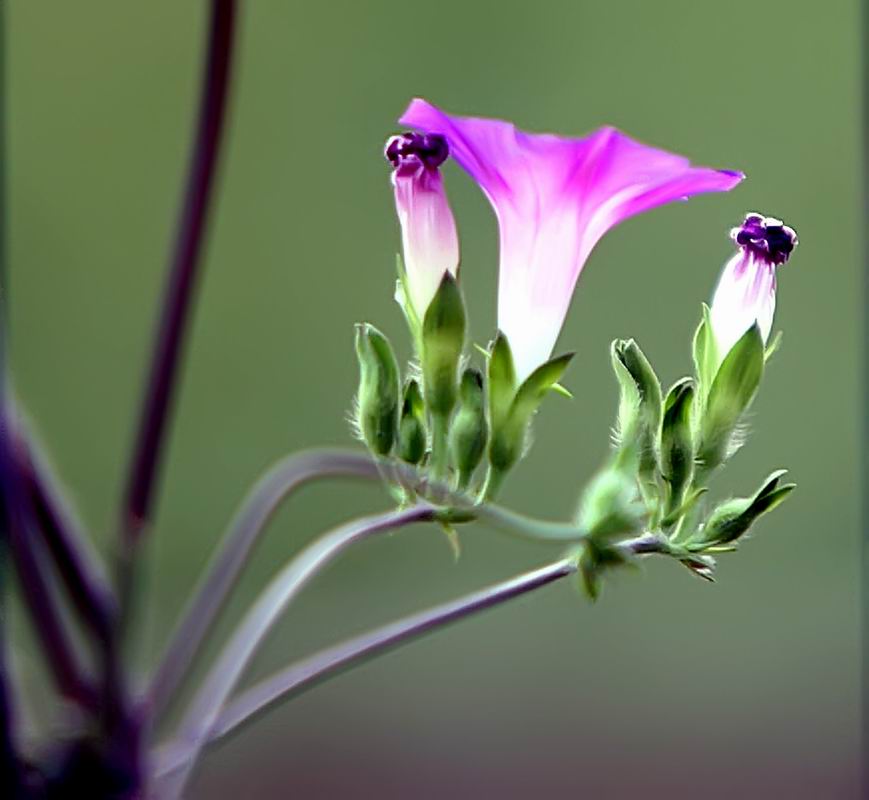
[400,99,743,380]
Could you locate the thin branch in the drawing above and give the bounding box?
[163,504,437,800]
[2,414,97,710]
[148,449,381,719]
[152,531,669,781]
[120,0,238,545]
[153,557,576,779]
[14,422,116,644]
[147,449,585,720]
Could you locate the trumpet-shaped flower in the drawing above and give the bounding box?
[385,132,460,322]
[709,212,797,360]
[399,99,744,381]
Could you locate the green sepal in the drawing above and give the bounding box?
[659,486,708,530]
[764,330,783,362]
[398,379,427,465]
[692,303,718,405]
[394,254,423,351]
[610,339,662,504]
[696,324,764,471]
[354,324,400,457]
[691,469,795,547]
[660,377,695,515]
[486,331,517,439]
[488,350,574,474]
[421,272,466,417]
[450,368,488,490]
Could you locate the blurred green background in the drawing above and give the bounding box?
[7,1,860,798]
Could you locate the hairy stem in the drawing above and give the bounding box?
[162,505,437,799]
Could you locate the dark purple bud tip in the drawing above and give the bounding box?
[385,132,449,175]
[732,212,798,266]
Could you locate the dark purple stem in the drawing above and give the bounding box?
[16,426,116,644]
[2,417,96,710]
[121,0,237,544]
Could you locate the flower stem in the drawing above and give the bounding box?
[148,448,383,721]
[153,556,577,781]
[162,504,437,800]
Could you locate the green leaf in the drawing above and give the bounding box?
[697,324,764,471]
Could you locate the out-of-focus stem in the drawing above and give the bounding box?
[14,424,116,644]
[153,529,668,782]
[120,0,238,549]
[2,414,97,710]
[148,449,586,723]
[162,505,437,800]
[153,557,577,780]
[148,449,383,721]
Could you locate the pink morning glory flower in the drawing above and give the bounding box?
[399,99,744,381]
[709,213,798,360]
[385,132,460,322]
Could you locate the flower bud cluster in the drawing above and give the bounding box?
[354,271,570,502]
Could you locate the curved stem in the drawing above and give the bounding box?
[162,504,437,800]
[153,557,576,780]
[148,449,585,723]
[147,449,383,721]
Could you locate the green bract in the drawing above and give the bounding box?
[449,368,488,490]
[421,272,466,418]
[486,332,573,497]
[660,377,695,518]
[398,379,427,465]
[697,323,764,472]
[354,323,400,457]
[610,339,662,504]
[690,470,795,547]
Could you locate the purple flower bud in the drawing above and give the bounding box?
[710,212,798,360]
[385,132,459,321]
